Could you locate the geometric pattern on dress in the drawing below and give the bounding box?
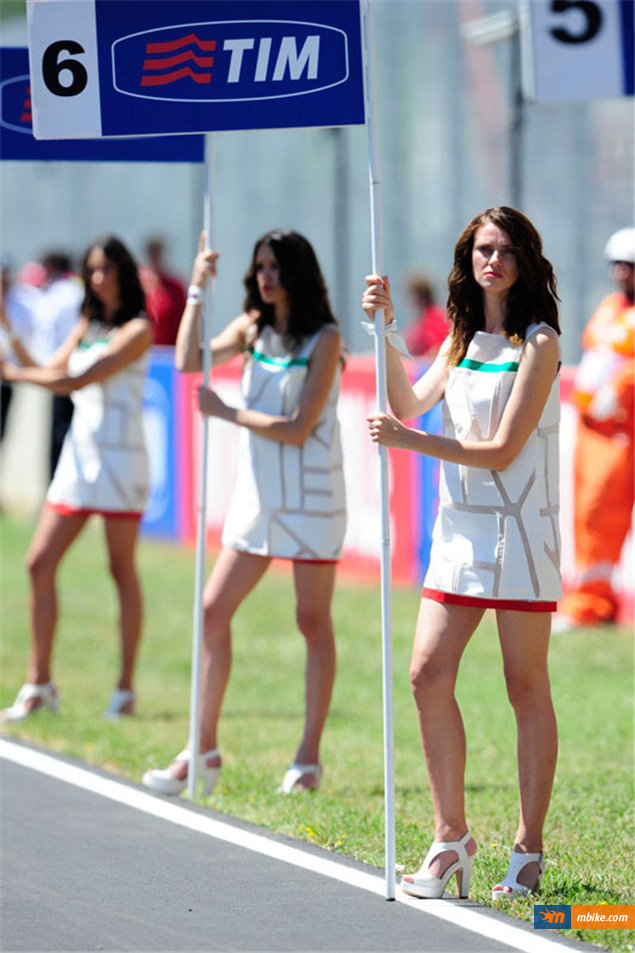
[425,323,561,602]
[451,470,538,597]
[222,327,346,560]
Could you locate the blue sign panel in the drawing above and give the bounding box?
[0,47,204,161]
[141,349,179,540]
[27,1,365,139]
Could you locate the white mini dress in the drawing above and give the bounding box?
[423,323,561,609]
[47,321,150,518]
[222,325,347,560]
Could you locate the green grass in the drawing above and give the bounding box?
[2,514,633,951]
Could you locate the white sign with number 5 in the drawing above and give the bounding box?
[525,0,633,102]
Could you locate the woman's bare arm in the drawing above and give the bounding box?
[2,317,152,395]
[367,328,559,470]
[362,274,449,419]
[197,326,342,446]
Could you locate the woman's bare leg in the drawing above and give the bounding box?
[25,507,89,687]
[290,561,337,780]
[104,516,144,693]
[197,548,271,755]
[496,609,557,888]
[409,599,483,874]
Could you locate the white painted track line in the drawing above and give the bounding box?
[1,739,570,953]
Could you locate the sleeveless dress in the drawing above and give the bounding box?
[423,323,561,609]
[221,325,347,560]
[46,320,150,518]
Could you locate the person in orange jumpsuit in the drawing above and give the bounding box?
[557,228,635,628]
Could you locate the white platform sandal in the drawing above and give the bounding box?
[1,682,59,723]
[142,748,221,797]
[277,763,322,794]
[102,688,136,720]
[401,831,476,899]
[492,851,544,901]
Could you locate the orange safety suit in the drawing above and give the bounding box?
[560,291,635,624]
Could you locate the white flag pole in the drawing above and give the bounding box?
[363,0,396,902]
[188,131,215,799]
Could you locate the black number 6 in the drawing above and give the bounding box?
[550,0,603,43]
[42,40,88,96]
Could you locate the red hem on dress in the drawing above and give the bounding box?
[421,587,557,613]
[46,502,143,521]
[290,559,338,564]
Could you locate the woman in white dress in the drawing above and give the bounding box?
[143,230,346,796]
[1,236,153,722]
[361,207,561,902]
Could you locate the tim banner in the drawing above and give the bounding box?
[0,47,204,161]
[26,0,365,139]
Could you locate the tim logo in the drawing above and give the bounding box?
[0,75,32,134]
[112,20,349,102]
[534,906,571,930]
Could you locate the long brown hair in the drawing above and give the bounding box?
[81,235,145,327]
[446,207,560,366]
[243,230,337,351]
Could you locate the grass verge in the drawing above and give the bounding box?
[1,514,633,951]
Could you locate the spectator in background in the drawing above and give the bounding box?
[140,235,187,345]
[0,255,39,442]
[404,274,450,358]
[556,228,635,631]
[36,252,84,478]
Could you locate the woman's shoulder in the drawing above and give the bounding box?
[525,321,559,342]
[311,323,342,354]
[523,322,560,357]
[120,313,153,337]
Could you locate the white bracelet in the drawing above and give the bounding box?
[187,284,203,304]
[360,318,411,357]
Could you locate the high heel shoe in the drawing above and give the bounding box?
[1,682,59,723]
[142,748,221,797]
[277,763,322,794]
[102,688,135,719]
[492,850,544,901]
[401,831,476,899]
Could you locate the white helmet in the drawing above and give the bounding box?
[604,228,635,264]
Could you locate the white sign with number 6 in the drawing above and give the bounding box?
[525,0,633,102]
[27,0,102,139]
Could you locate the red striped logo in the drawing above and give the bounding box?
[141,33,215,86]
[20,85,32,124]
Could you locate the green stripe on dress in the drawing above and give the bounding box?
[251,349,309,368]
[458,358,519,372]
[78,338,110,349]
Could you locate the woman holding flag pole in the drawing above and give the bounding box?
[143,229,346,797]
[361,207,561,901]
[1,236,153,723]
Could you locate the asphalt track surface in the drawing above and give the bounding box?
[1,740,591,953]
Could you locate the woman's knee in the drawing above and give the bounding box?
[295,604,332,644]
[26,545,56,583]
[409,653,455,704]
[108,553,137,587]
[504,667,550,713]
[202,594,234,642]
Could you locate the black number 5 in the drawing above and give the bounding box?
[550,0,603,43]
[42,40,88,96]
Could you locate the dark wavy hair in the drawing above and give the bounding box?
[446,207,560,366]
[81,235,145,327]
[243,230,337,349]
